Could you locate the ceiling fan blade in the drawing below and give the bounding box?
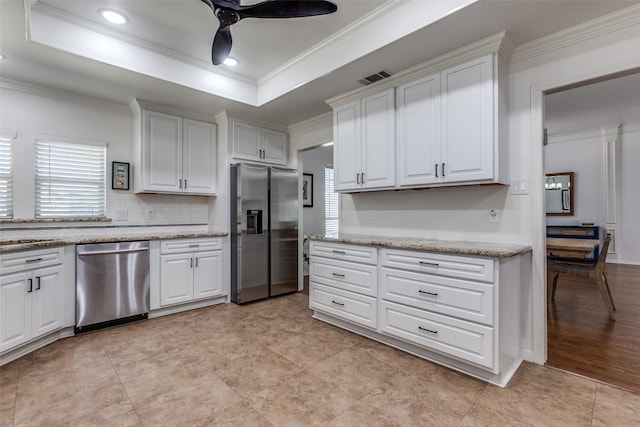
[238,0,337,19]
[211,24,233,65]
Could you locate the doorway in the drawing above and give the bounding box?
[544,72,640,392]
[300,143,336,294]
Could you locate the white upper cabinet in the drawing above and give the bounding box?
[333,88,395,192]
[232,121,287,165]
[397,54,504,187]
[440,56,495,183]
[330,33,510,192]
[396,73,441,186]
[132,100,218,196]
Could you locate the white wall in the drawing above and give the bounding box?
[301,145,333,237]
[0,83,213,226]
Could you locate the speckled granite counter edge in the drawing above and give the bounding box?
[0,232,228,253]
[307,234,531,259]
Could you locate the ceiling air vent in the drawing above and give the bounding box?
[358,70,392,86]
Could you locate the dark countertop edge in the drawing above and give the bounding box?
[307,234,532,259]
[0,232,228,253]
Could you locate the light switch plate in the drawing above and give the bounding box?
[510,178,529,195]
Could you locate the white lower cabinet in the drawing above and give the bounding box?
[379,300,494,369]
[0,248,64,354]
[160,238,223,307]
[309,240,523,387]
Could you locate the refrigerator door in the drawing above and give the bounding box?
[270,167,299,296]
[231,163,269,303]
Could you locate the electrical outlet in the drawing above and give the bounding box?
[369,209,377,220]
[147,209,155,220]
[489,209,500,222]
[115,210,128,221]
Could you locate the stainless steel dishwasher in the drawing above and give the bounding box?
[76,241,150,333]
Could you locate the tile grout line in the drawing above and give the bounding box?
[589,383,599,427]
[457,382,490,426]
[97,334,144,427]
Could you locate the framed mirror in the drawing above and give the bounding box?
[545,172,574,216]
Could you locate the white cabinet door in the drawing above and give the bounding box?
[397,74,441,186]
[193,251,223,300]
[143,110,183,192]
[361,89,395,189]
[0,271,30,352]
[233,122,262,162]
[333,101,361,191]
[261,128,287,165]
[233,122,288,165]
[183,119,217,195]
[31,265,63,338]
[441,55,494,183]
[333,90,395,192]
[160,254,194,306]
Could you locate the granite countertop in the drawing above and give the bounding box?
[307,233,531,258]
[0,231,228,253]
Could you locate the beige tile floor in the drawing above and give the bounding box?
[1,292,639,426]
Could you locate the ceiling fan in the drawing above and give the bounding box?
[201,0,338,65]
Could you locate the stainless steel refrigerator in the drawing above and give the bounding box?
[230,163,299,303]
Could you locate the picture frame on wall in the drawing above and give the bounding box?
[302,173,313,207]
[112,161,130,190]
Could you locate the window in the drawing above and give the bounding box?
[0,140,13,219]
[324,166,339,237]
[35,140,106,218]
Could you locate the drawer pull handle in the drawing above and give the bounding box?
[25,258,44,264]
[418,326,438,335]
[418,261,439,267]
[418,290,438,297]
[332,273,345,278]
[332,250,346,255]
[189,244,200,248]
[331,300,345,307]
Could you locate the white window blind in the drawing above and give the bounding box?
[324,166,339,237]
[0,140,13,219]
[35,140,106,218]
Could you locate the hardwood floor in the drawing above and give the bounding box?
[547,263,640,393]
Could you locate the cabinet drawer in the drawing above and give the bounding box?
[380,300,494,370]
[310,258,377,297]
[0,247,64,275]
[380,267,493,325]
[310,241,377,265]
[310,282,377,329]
[380,248,494,282]
[161,238,222,254]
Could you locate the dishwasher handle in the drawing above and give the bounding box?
[78,247,149,256]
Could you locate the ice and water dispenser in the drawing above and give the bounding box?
[246,210,263,235]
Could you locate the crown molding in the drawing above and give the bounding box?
[259,0,403,86]
[547,121,639,145]
[512,3,640,63]
[0,77,128,111]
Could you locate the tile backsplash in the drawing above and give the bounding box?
[107,191,210,225]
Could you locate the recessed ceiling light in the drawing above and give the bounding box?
[100,9,128,25]
[223,57,238,67]
[0,54,5,60]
